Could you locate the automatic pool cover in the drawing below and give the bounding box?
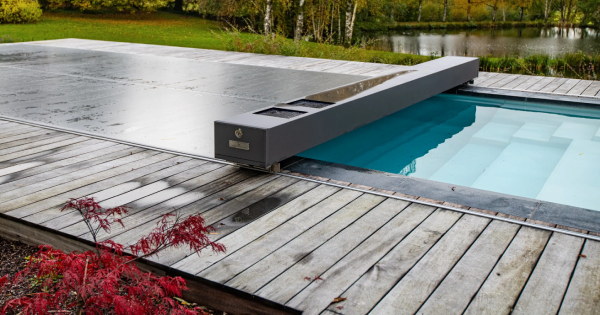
[215,56,479,169]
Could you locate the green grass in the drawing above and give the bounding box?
[0,11,240,50]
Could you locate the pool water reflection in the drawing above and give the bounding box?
[298,94,600,211]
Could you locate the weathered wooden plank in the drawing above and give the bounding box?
[41,159,214,230]
[340,215,490,315]
[0,149,157,205]
[526,76,557,92]
[90,171,274,242]
[170,184,340,273]
[3,152,174,217]
[58,165,245,236]
[152,179,322,267]
[513,232,584,315]
[463,227,552,315]
[539,77,569,93]
[0,146,145,194]
[0,136,90,163]
[567,80,593,96]
[107,175,297,246]
[0,123,35,135]
[0,142,125,185]
[12,157,205,223]
[581,81,600,97]
[553,78,581,94]
[472,72,499,86]
[477,73,512,88]
[284,208,457,314]
[513,76,544,91]
[0,129,57,145]
[0,139,114,174]
[243,201,430,303]
[0,133,79,156]
[488,74,521,88]
[225,196,403,294]
[559,239,600,315]
[416,221,521,314]
[498,75,532,90]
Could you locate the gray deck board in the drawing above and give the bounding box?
[513,232,584,315]
[559,240,600,315]
[463,227,551,315]
[1,39,600,314]
[354,215,490,315]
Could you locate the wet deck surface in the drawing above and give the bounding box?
[1,39,600,314]
[1,119,600,315]
[0,43,365,157]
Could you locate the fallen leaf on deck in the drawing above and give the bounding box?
[303,277,312,281]
[218,198,225,201]
[580,254,587,258]
[331,296,347,304]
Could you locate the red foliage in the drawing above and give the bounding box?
[1,198,226,315]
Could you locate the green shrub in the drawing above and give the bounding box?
[0,0,42,24]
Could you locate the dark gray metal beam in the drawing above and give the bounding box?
[215,56,479,168]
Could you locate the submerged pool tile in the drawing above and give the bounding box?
[512,122,559,142]
[537,140,600,210]
[552,122,600,140]
[472,122,522,142]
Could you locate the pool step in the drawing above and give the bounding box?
[537,140,600,210]
[552,122,600,141]
[470,140,566,199]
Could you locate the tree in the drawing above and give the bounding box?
[265,0,273,34]
[1,198,225,315]
[443,0,448,21]
[295,0,306,40]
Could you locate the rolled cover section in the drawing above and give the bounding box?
[215,56,479,168]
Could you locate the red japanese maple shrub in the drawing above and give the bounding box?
[0,197,225,315]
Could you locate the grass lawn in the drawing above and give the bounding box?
[0,11,239,50]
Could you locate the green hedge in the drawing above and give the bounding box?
[0,0,42,24]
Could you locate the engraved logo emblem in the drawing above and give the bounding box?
[235,128,243,139]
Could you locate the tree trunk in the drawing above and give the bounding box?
[294,0,305,41]
[390,7,394,21]
[443,0,448,22]
[467,0,471,21]
[544,0,551,21]
[338,5,342,43]
[264,0,273,35]
[442,0,448,22]
[492,6,497,22]
[519,7,524,21]
[418,0,423,22]
[174,0,182,11]
[344,0,357,44]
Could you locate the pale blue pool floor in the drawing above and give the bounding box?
[298,95,600,211]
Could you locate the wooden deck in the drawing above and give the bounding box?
[471,72,600,99]
[1,119,600,315]
[1,39,600,314]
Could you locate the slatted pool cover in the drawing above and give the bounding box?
[0,44,365,157]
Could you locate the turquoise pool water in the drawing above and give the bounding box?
[298,94,600,211]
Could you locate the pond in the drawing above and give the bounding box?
[374,27,600,57]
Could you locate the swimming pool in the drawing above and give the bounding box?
[298,94,600,211]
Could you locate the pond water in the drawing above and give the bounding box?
[375,27,600,57]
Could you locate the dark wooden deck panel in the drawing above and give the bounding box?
[1,119,599,315]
